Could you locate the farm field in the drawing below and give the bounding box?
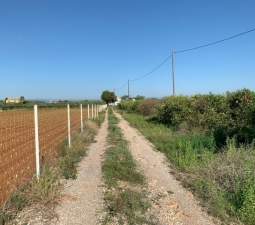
[1,96,255,225]
[1,1,255,225]
[0,107,85,206]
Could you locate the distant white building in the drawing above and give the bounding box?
[115,96,122,105]
[4,96,25,104]
[109,96,122,106]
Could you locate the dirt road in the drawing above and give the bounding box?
[52,112,108,225]
[114,111,217,225]
[13,110,219,225]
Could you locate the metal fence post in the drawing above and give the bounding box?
[80,104,84,133]
[67,104,71,148]
[34,105,40,179]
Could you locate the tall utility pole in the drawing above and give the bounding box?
[128,80,130,99]
[171,50,176,96]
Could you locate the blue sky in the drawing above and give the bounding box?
[0,0,255,99]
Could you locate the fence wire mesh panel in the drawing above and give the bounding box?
[70,108,81,135]
[0,110,35,206]
[39,109,68,164]
[0,106,87,206]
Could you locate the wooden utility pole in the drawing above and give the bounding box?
[128,80,130,99]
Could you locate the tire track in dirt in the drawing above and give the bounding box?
[52,112,108,225]
[114,111,217,225]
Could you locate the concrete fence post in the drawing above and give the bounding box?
[67,104,71,148]
[88,104,90,119]
[34,105,40,179]
[80,104,84,133]
[92,104,94,120]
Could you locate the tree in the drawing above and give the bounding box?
[101,90,117,105]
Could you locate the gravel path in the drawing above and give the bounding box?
[52,112,108,225]
[114,112,217,225]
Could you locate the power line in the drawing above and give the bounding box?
[114,55,171,95]
[114,27,255,96]
[131,55,171,82]
[175,27,255,54]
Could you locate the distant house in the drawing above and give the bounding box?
[110,96,122,106]
[4,96,25,104]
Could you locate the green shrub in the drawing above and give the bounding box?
[157,96,191,128]
[154,89,255,147]
[190,94,228,130]
[118,100,140,113]
[137,99,160,116]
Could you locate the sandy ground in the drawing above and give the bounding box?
[114,111,217,225]
[50,112,108,225]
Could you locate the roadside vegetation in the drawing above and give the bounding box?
[102,109,157,225]
[119,89,255,225]
[0,119,100,225]
[95,109,106,127]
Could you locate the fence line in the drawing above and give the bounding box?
[0,104,105,206]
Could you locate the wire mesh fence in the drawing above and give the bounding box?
[0,104,100,206]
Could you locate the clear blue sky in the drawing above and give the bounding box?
[0,0,255,100]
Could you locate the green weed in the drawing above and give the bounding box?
[122,112,255,225]
[102,109,155,225]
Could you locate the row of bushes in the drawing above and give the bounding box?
[119,89,255,148]
[118,99,160,116]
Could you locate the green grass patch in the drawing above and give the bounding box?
[102,109,156,225]
[94,111,106,126]
[121,112,215,171]
[121,112,255,225]
[59,123,96,179]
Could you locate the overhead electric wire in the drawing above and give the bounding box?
[115,27,255,93]
[175,27,255,54]
[115,55,171,93]
[130,55,171,82]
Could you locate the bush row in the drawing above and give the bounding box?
[118,99,160,116]
[119,89,255,148]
